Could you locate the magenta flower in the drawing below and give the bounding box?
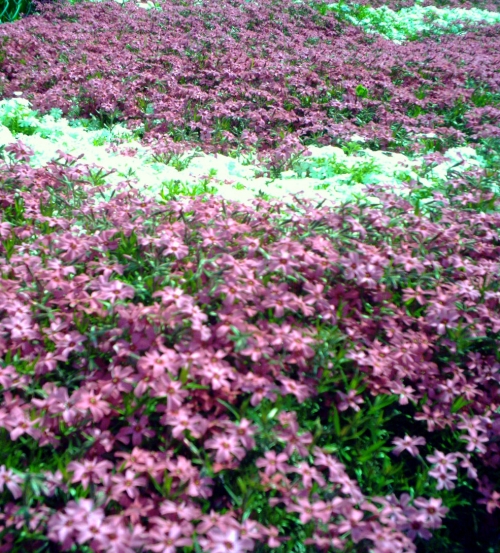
[0,466,23,499]
[161,407,208,439]
[164,456,197,482]
[289,497,332,525]
[5,406,42,441]
[391,435,426,457]
[73,390,111,422]
[477,490,500,514]
[426,450,458,473]
[226,418,258,450]
[147,523,192,553]
[255,451,292,477]
[151,375,188,411]
[90,278,135,304]
[428,469,457,491]
[110,469,148,500]
[400,509,433,540]
[336,389,365,412]
[206,527,254,553]
[413,497,449,527]
[116,414,155,446]
[276,417,313,457]
[291,461,326,489]
[204,433,246,464]
[459,429,489,454]
[278,376,312,404]
[52,330,87,359]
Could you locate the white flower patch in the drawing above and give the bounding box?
[0,96,490,211]
[323,2,500,43]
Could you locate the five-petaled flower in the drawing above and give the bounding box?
[391,435,426,457]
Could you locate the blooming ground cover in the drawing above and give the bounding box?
[0,0,499,552]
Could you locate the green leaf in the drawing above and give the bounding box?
[358,439,386,463]
[217,399,241,421]
[332,405,341,437]
[355,84,369,98]
[185,383,210,390]
[237,477,247,495]
[451,395,473,414]
[223,480,242,506]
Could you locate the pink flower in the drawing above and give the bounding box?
[147,523,192,553]
[336,507,370,543]
[477,490,500,514]
[288,497,331,525]
[164,456,197,482]
[239,375,278,406]
[226,418,258,450]
[114,447,154,473]
[426,306,461,335]
[391,435,426,457]
[428,469,457,491]
[74,510,106,545]
[110,470,148,500]
[255,451,292,477]
[99,365,135,397]
[0,466,23,499]
[355,262,383,288]
[206,527,254,553]
[278,377,312,404]
[426,450,458,473]
[73,390,111,422]
[121,496,155,524]
[187,474,214,499]
[276,417,313,457]
[55,234,89,262]
[400,509,433,540]
[413,497,449,527]
[313,448,346,482]
[196,510,238,535]
[47,511,78,550]
[159,500,202,521]
[116,414,155,446]
[342,251,364,280]
[67,459,113,490]
[52,330,86,359]
[5,407,42,441]
[90,278,135,304]
[291,461,326,489]
[456,453,478,479]
[152,375,189,411]
[336,389,364,412]
[204,433,246,464]
[3,313,40,341]
[161,408,207,439]
[97,519,143,553]
[459,429,489,454]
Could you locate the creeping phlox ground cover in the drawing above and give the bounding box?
[0,0,499,552]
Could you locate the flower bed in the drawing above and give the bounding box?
[0,1,499,552]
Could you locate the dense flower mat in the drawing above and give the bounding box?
[0,0,499,552]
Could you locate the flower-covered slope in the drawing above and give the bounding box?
[0,1,499,553]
